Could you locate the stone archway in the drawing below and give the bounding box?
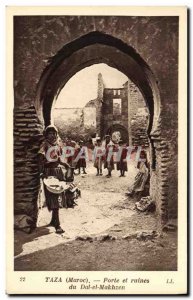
[35,31,166,221]
[106,124,129,144]
[36,31,161,133]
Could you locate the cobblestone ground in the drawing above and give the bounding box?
[14,161,177,271]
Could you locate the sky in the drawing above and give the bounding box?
[54,63,128,108]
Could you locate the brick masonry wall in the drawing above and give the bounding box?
[14,106,43,232]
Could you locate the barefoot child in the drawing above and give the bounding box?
[75,140,87,174]
[93,138,104,176]
[117,140,128,177]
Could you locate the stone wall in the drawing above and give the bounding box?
[53,107,96,141]
[127,80,149,146]
[84,107,97,129]
[96,73,105,135]
[129,82,147,119]
[131,108,149,146]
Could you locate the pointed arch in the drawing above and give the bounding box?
[36,31,161,135]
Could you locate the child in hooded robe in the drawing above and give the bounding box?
[38,125,69,234]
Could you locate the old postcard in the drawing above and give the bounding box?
[6,6,187,295]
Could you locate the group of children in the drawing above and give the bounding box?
[65,139,87,175]
[67,134,150,196]
[63,134,129,178]
[43,130,148,179]
[93,135,128,178]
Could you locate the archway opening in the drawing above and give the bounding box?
[36,31,161,223]
[107,125,129,144]
[52,63,130,143]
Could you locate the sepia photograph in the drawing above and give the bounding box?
[6,6,187,295]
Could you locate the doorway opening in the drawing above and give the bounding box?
[36,31,162,221]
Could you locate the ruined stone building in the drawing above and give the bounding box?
[54,73,149,145]
[95,73,149,145]
[13,16,179,232]
[53,106,97,141]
